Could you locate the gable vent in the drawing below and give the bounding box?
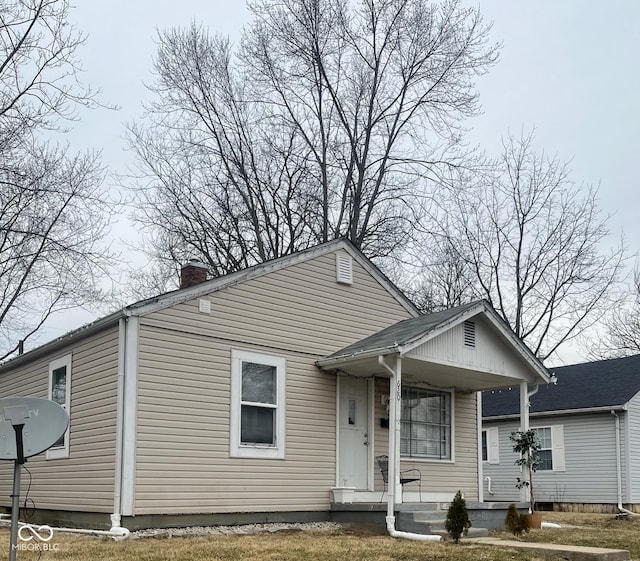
[463,320,476,348]
[336,253,353,285]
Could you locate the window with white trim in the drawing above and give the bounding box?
[47,354,71,459]
[400,386,451,460]
[482,427,499,464]
[230,350,286,459]
[532,425,565,472]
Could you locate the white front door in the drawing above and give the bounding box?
[338,377,369,489]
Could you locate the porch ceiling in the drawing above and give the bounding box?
[323,354,537,392]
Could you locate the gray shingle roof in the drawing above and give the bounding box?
[322,300,485,360]
[482,354,640,417]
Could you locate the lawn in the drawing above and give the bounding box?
[509,511,640,558]
[0,512,636,561]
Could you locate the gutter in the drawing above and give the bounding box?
[0,311,125,372]
[484,404,628,422]
[316,345,400,369]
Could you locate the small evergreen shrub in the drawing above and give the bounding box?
[445,490,471,543]
[504,503,528,535]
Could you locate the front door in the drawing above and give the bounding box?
[338,377,369,489]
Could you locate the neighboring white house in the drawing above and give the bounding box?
[482,354,640,512]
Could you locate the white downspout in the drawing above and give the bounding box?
[612,410,636,516]
[378,356,441,542]
[477,391,484,503]
[111,317,130,540]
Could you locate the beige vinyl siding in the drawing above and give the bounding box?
[135,326,335,514]
[140,252,411,356]
[373,378,479,500]
[0,326,119,512]
[134,252,411,515]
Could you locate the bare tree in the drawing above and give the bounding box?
[594,265,640,358]
[0,0,116,359]
[420,130,625,361]
[126,0,498,284]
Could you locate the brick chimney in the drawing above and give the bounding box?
[180,260,209,288]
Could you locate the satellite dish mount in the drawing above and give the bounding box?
[0,398,69,561]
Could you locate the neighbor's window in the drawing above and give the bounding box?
[47,354,72,460]
[230,350,285,459]
[530,426,565,472]
[400,386,452,460]
[481,430,488,462]
[482,427,499,464]
[533,427,553,470]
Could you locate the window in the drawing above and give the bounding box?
[230,350,286,459]
[47,354,71,459]
[400,386,452,460]
[532,426,565,472]
[482,427,499,464]
[481,430,487,462]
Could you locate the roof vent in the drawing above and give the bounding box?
[181,260,209,288]
[336,253,353,285]
[463,320,476,348]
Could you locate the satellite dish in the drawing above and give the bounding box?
[0,397,69,461]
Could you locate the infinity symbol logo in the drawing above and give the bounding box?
[18,524,54,542]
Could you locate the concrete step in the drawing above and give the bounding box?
[396,511,489,538]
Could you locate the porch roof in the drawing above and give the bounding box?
[316,300,550,391]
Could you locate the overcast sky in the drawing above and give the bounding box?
[44,1,640,364]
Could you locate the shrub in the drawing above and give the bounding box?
[445,490,471,543]
[505,503,528,535]
[505,503,520,534]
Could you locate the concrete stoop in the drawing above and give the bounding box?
[396,510,489,539]
[467,537,631,561]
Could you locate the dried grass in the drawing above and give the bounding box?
[1,515,637,561]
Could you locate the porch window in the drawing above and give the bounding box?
[400,386,451,460]
[230,349,286,459]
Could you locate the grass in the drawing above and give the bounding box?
[0,512,636,561]
[503,511,640,558]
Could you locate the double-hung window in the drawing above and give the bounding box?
[230,350,285,459]
[531,426,565,472]
[47,354,71,459]
[400,386,452,460]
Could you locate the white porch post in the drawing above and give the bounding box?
[477,391,484,503]
[519,381,530,506]
[379,355,401,518]
[519,381,529,431]
[393,356,403,503]
[384,358,397,518]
